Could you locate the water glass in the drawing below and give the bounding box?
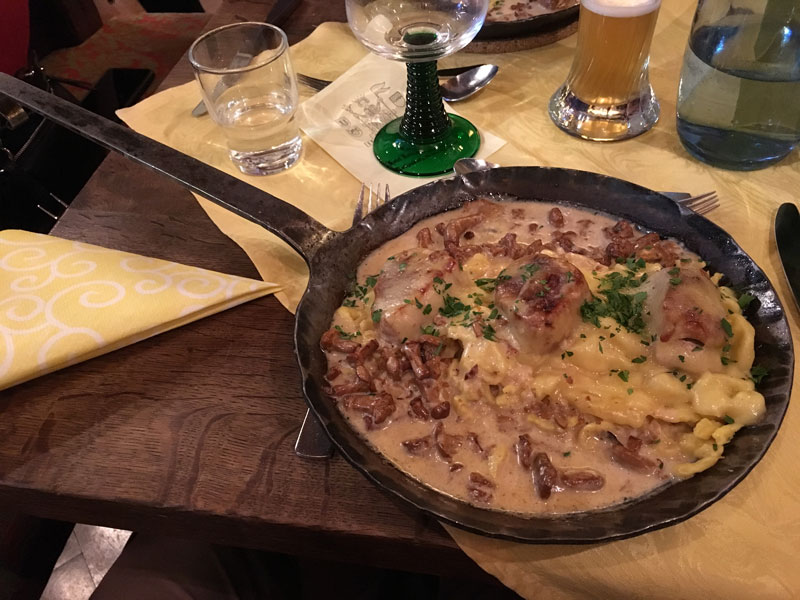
[549,0,662,141]
[189,22,301,175]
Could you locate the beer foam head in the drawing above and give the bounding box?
[582,0,660,17]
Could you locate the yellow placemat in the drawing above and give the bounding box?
[117,4,800,598]
[0,230,279,391]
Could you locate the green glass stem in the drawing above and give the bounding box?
[400,60,450,143]
[372,57,480,177]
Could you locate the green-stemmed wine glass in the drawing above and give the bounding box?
[346,0,489,177]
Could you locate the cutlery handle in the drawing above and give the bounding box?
[0,73,331,262]
[294,410,335,459]
[437,64,484,77]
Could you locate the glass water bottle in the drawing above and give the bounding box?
[676,0,800,170]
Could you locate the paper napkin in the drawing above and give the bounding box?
[0,230,280,390]
[300,53,507,195]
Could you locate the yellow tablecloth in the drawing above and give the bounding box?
[118,2,800,596]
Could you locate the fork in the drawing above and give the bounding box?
[294,183,391,459]
[661,190,719,215]
[352,182,391,223]
[676,191,719,215]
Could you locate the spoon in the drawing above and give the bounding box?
[453,157,500,175]
[440,64,499,102]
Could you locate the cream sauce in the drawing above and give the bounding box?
[322,199,764,516]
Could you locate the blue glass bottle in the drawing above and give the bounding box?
[676,0,800,170]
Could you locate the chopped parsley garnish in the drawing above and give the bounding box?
[422,304,432,315]
[712,443,719,451]
[598,342,604,353]
[679,375,687,382]
[750,365,769,384]
[678,355,685,363]
[618,256,646,272]
[581,266,650,333]
[618,370,629,382]
[738,293,756,310]
[582,290,648,334]
[334,325,361,340]
[723,415,735,425]
[474,269,511,292]
[343,275,374,306]
[721,356,737,366]
[420,325,439,336]
[439,293,471,319]
[692,346,702,352]
[433,343,443,356]
[669,277,682,286]
[519,263,541,282]
[481,323,497,341]
[627,388,634,395]
[631,356,647,364]
[371,309,382,323]
[580,333,587,339]
[720,318,734,338]
[398,263,408,272]
[563,451,571,457]
[668,267,681,276]
[414,298,424,309]
[566,271,573,282]
[487,307,499,320]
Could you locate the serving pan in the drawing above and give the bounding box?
[1,74,792,543]
[477,1,579,41]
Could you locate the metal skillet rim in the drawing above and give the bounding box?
[476,2,579,41]
[293,166,793,544]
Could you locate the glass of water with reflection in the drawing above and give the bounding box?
[189,22,301,175]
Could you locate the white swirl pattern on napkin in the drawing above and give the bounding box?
[0,230,278,388]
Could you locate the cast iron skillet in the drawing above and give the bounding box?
[1,74,792,544]
[476,2,579,41]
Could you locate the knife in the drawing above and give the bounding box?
[775,202,800,311]
[191,0,303,117]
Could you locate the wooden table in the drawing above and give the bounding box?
[0,0,497,583]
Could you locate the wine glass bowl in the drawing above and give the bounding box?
[347,0,488,62]
[346,0,489,176]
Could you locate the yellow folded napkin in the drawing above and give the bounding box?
[0,230,279,391]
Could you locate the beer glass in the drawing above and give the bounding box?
[549,0,661,141]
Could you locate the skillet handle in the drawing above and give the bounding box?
[0,73,331,261]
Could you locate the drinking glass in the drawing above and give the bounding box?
[549,0,662,141]
[676,0,800,170]
[346,0,489,176]
[189,22,302,175]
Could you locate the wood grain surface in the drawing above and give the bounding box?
[0,0,501,582]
